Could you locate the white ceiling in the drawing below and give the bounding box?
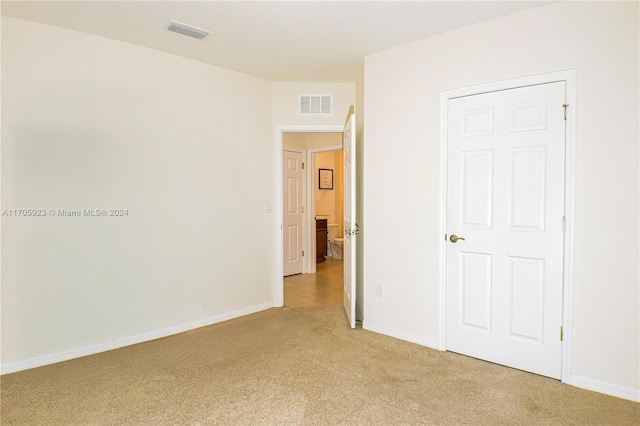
[1,1,552,82]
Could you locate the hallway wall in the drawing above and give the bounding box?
[272,83,355,127]
[315,150,344,236]
[283,132,342,151]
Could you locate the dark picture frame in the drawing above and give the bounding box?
[319,168,333,190]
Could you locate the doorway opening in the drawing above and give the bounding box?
[276,125,344,306]
[281,131,344,307]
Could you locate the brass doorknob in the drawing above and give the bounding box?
[449,234,466,243]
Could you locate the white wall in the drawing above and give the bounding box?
[305,133,343,150]
[272,82,355,126]
[315,151,337,220]
[282,132,342,151]
[363,2,639,400]
[282,133,306,151]
[1,17,274,372]
[315,151,343,231]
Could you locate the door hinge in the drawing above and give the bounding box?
[560,326,563,341]
[302,162,305,170]
[562,216,566,232]
[562,104,569,121]
[302,250,304,257]
[301,206,305,213]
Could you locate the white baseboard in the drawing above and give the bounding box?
[569,375,640,402]
[1,301,274,375]
[363,320,442,350]
[360,322,640,402]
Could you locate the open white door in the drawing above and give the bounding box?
[343,111,357,328]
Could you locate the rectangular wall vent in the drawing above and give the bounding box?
[167,20,210,40]
[299,95,333,115]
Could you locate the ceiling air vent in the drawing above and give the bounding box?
[299,95,333,115]
[167,20,210,40]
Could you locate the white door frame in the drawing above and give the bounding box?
[274,124,344,307]
[437,70,576,384]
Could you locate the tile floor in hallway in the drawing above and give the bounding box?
[284,257,343,307]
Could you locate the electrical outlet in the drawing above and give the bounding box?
[375,282,384,297]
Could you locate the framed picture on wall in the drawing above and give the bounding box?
[319,168,333,190]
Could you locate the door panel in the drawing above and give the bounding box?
[462,150,493,228]
[446,82,565,379]
[283,150,304,276]
[343,112,356,328]
[508,147,546,231]
[508,256,544,342]
[460,251,492,331]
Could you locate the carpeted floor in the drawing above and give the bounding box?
[2,306,638,425]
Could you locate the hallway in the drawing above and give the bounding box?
[284,257,343,307]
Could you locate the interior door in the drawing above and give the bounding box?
[445,82,566,378]
[343,112,357,328]
[283,150,304,276]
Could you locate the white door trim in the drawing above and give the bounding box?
[274,124,344,307]
[437,70,576,384]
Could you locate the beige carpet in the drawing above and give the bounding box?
[2,306,638,425]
